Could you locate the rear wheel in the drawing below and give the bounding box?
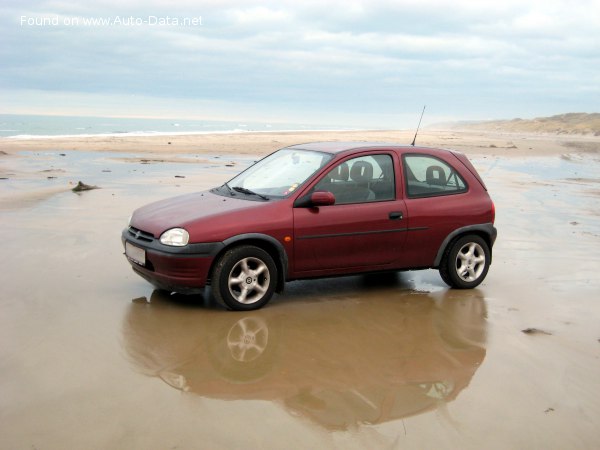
[440,235,490,289]
[212,245,277,310]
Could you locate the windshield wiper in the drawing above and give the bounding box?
[232,186,269,200]
[222,182,236,196]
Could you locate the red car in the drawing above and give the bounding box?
[123,142,496,310]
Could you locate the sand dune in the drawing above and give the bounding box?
[440,112,600,135]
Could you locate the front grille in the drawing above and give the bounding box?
[127,226,155,243]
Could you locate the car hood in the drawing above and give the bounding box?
[130,190,267,238]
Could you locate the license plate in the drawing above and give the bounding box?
[125,242,146,266]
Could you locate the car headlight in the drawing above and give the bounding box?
[160,228,189,246]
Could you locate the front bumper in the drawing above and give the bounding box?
[121,227,224,293]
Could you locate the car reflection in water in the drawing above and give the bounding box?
[122,277,487,430]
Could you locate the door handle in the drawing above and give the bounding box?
[389,211,403,220]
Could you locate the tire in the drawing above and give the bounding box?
[439,235,490,289]
[212,245,278,311]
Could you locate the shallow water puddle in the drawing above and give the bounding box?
[0,150,253,209]
[124,285,487,430]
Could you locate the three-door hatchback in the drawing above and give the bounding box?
[122,142,497,310]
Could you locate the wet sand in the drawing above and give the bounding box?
[1,130,599,449]
[2,128,599,157]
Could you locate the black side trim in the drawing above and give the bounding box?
[433,223,498,267]
[297,227,428,240]
[298,228,408,240]
[121,229,224,256]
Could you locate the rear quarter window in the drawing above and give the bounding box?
[403,154,468,198]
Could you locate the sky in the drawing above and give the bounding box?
[1,0,599,128]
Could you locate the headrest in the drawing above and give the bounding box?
[426,165,446,185]
[330,162,349,181]
[350,161,373,182]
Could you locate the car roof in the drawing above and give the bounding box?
[285,141,455,156]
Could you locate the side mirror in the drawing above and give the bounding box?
[310,191,335,206]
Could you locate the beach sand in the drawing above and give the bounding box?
[1,130,599,449]
[2,128,598,157]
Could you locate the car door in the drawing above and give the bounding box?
[292,153,407,275]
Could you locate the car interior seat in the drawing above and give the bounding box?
[330,162,349,182]
[426,165,446,186]
[345,161,376,202]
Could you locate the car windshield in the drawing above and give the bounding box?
[226,149,333,199]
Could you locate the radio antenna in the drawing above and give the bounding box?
[411,105,426,146]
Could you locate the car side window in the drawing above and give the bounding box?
[403,155,467,198]
[313,154,395,204]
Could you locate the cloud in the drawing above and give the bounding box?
[227,6,291,25]
[1,0,599,125]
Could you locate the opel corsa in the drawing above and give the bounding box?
[122,142,497,310]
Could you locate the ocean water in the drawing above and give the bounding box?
[0,114,347,139]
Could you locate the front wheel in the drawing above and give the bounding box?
[212,245,278,311]
[439,235,490,289]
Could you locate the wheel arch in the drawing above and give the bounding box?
[209,233,288,293]
[433,223,497,268]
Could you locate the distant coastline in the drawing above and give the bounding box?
[0,113,353,139]
[3,112,599,140]
[3,128,359,140]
